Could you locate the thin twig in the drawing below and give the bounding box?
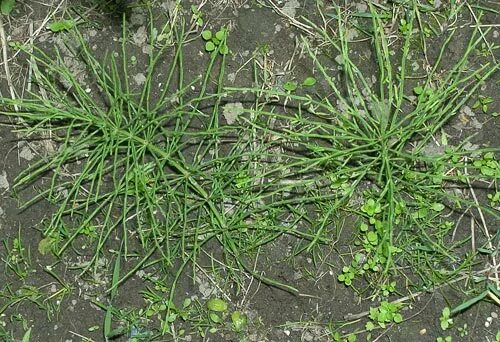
[464,157,499,289]
[266,0,314,36]
[0,15,18,111]
[9,0,66,61]
[466,2,497,63]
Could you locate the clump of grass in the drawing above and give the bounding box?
[0,7,328,338]
[3,13,221,267]
[0,9,239,338]
[0,2,498,339]
[227,4,499,293]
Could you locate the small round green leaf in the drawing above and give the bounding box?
[205,41,216,52]
[207,298,228,312]
[183,298,192,308]
[231,311,247,331]
[1,0,16,15]
[38,236,57,255]
[302,77,316,86]
[201,30,212,40]
[209,313,222,323]
[367,231,378,244]
[215,30,225,41]
[365,321,375,331]
[48,20,75,33]
[393,313,403,323]
[430,202,445,212]
[219,45,229,55]
[283,81,297,92]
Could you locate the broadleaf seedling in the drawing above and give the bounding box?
[413,85,434,101]
[283,81,298,92]
[201,30,212,40]
[1,0,15,15]
[398,18,411,35]
[302,77,317,86]
[201,28,229,55]
[361,198,382,217]
[48,19,75,32]
[436,337,452,342]
[473,152,499,178]
[231,311,247,332]
[439,307,453,330]
[207,298,228,312]
[368,301,403,328]
[472,95,493,113]
[191,5,204,27]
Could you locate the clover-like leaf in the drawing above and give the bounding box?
[215,30,225,41]
[205,41,216,52]
[201,30,212,40]
[366,231,378,245]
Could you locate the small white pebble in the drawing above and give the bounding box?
[487,316,493,323]
[485,321,490,328]
[284,330,290,336]
[85,88,91,93]
[419,328,427,335]
[491,312,498,318]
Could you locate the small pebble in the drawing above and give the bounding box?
[485,321,490,328]
[419,328,427,335]
[491,312,498,318]
[486,316,493,323]
[284,330,290,336]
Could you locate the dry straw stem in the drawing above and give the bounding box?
[0,15,17,110]
[464,159,499,290]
